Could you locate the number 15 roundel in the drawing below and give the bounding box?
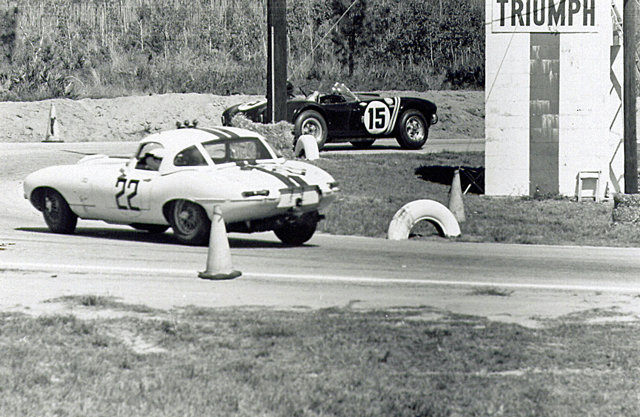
[363,101,391,135]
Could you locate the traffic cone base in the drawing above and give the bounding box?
[199,206,242,281]
[198,270,242,280]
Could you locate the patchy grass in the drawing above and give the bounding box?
[314,152,480,239]
[313,152,640,247]
[46,295,155,313]
[1,303,639,417]
[470,287,515,297]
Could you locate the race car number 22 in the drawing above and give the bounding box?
[115,178,141,211]
[364,101,390,134]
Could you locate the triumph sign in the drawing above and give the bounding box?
[485,0,621,199]
[492,0,598,32]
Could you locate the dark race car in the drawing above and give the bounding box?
[222,82,438,150]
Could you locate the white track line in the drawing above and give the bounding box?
[2,261,639,294]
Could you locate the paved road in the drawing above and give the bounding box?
[322,137,484,153]
[2,139,640,326]
[3,191,640,326]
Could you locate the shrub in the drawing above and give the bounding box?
[230,114,295,159]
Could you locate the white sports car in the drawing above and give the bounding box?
[24,127,339,245]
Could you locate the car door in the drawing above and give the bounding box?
[321,99,361,137]
[357,99,397,138]
[323,103,353,136]
[85,144,161,223]
[112,165,156,219]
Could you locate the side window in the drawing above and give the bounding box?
[202,139,273,164]
[174,145,207,167]
[135,143,164,171]
[203,143,227,164]
[229,141,258,160]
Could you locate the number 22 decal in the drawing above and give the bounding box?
[115,178,140,211]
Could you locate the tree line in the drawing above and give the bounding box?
[0,0,484,101]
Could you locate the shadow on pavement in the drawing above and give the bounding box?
[16,226,317,249]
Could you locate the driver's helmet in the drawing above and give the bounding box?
[286,81,294,96]
[148,147,165,158]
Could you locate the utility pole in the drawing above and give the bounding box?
[624,0,638,193]
[266,0,287,123]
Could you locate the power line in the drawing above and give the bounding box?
[290,0,360,80]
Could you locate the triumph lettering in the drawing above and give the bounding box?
[496,0,595,28]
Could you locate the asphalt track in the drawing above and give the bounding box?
[2,138,640,326]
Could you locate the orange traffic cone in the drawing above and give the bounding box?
[198,206,242,280]
[448,169,466,223]
[43,104,62,142]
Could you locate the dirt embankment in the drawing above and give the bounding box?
[0,91,485,143]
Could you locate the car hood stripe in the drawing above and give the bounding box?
[201,127,241,139]
[237,163,297,187]
[385,97,401,135]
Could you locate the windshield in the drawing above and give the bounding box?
[331,82,358,102]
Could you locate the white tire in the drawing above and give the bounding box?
[294,134,320,160]
[388,199,461,240]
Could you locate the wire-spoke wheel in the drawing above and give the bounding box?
[169,200,210,245]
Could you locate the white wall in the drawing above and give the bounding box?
[485,29,530,196]
[485,0,623,199]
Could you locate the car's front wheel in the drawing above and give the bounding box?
[42,188,78,234]
[274,212,319,246]
[294,110,328,149]
[168,200,211,245]
[396,109,429,149]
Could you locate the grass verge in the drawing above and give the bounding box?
[1,297,638,417]
[313,152,640,247]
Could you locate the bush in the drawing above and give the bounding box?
[230,114,296,159]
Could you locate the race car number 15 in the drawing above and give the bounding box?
[364,101,390,134]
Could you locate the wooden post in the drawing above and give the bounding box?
[266,0,287,123]
[624,0,638,193]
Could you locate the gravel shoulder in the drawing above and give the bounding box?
[0,91,485,143]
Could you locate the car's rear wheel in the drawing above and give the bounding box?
[350,140,375,149]
[294,110,328,149]
[274,212,319,246]
[131,223,169,234]
[396,109,429,150]
[42,189,78,234]
[168,200,210,245]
